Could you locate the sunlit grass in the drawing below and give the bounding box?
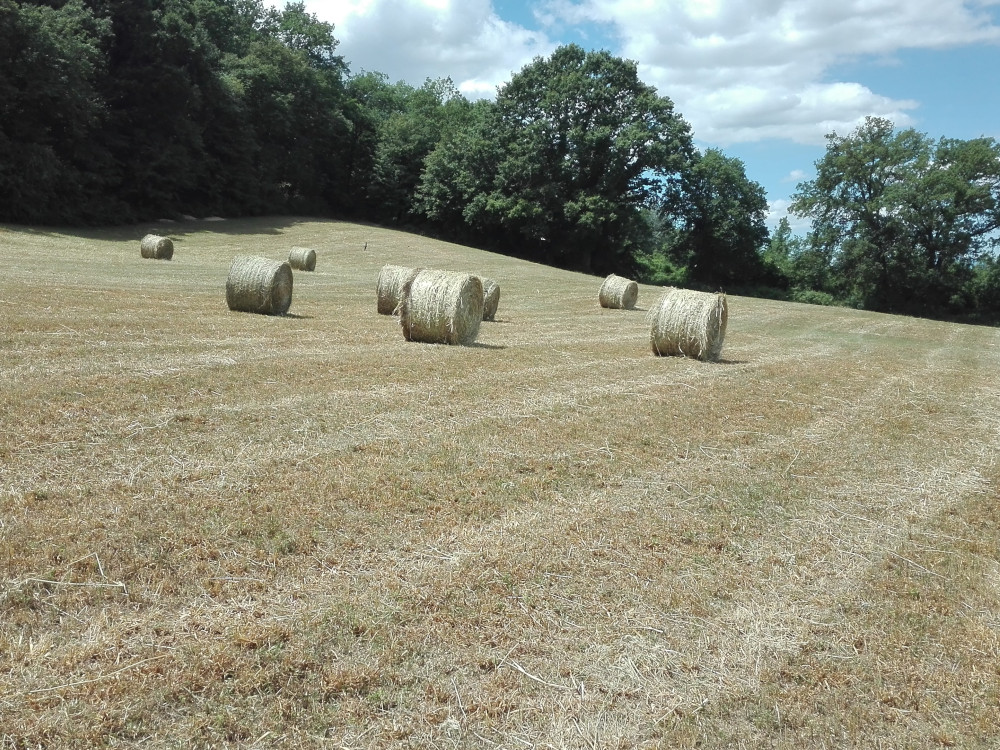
[1,217,999,747]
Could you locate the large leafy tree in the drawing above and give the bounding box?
[0,0,113,222]
[206,0,352,214]
[1,0,356,222]
[90,0,254,220]
[416,44,693,272]
[348,75,473,224]
[661,148,771,287]
[791,117,1000,314]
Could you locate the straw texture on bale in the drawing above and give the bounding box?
[225,255,293,315]
[599,273,638,309]
[376,264,422,315]
[140,234,173,260]
[400,270,484,345]
[480,277,500,321]
[649,287,727,361]
[288,246,316,271]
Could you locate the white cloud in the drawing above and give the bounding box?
[281,0,1000,144]
[277,0,555,97]
[766,198,812,233]
[549,0,1000,143]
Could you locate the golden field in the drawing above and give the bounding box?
[1,217,999,748]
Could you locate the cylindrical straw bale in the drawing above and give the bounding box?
[400,270,484,345]
[288,246,316,271]
[599,273,638,309]
[226,255,293,315]
[140,234,173,260]
[480,277,500,321]
[649,287,727,361]
[376,264,422,315]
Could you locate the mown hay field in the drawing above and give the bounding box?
[2,217,999,748]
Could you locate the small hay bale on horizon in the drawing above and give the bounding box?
[288,246,317,271]
[400,270,484,345]
[140,234,173,260]
[599,273,638,309]
[377,264,422,315]
[226,255,293,316]
[649,287,727,361]
[480,277,500,321]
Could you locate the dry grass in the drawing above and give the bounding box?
[1,217,999,748]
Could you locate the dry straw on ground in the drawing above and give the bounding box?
[400,269,484,345]
[140,234,173,260]
[5,218,1000,749]
[598,273,638,309]
[480,277,500,321]
[287,246,316,271]
[376,264,422,315]
[225,255,293,315]
[649,287,727,361]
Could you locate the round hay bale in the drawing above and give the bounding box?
[225,255,293,315]
[376,264,422,315]
[480,277,500,321]
[599,273,638,309]
[400,270,484,345]
[140,234,173,260]
[288,246,316,271]
[649,287,727,361]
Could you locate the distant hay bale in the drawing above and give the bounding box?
[599,274,638,309]
[480,277,500,321]
[140,234,173,260]
[288,246,316,271]
[225,255,293,315]
[649,287,727,361]
[400,270,484,345]
[376,264,421,315]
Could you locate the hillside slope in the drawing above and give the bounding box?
[2,217,999,748]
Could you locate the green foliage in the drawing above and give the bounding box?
[969,255,1000,316]
[0,0,355,223]
[633,250,691,287]
[790,289,838,307]
[791,117,1000,316]
[661,148,771,287]
[0,0,114,222]
[416,44,693,272]
[349,75,475,224]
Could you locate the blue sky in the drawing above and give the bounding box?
[277,0,1000,232]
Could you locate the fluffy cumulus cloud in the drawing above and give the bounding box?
[291,0,555,97]
[289,0,1000,144]
[549,0,1000,143]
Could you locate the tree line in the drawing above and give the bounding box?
[2,0,999,320]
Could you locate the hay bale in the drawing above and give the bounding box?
[376,264,422,315]
[649,287,727,361]
[140,234,173,260]
[599,273,638,309]
[400,270,484,345]
[225,255,293,315]
[480,277,500,321]
[288,246,316,271]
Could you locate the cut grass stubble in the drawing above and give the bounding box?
[2,218,999,748]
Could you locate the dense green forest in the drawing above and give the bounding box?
[2,0,999,319]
